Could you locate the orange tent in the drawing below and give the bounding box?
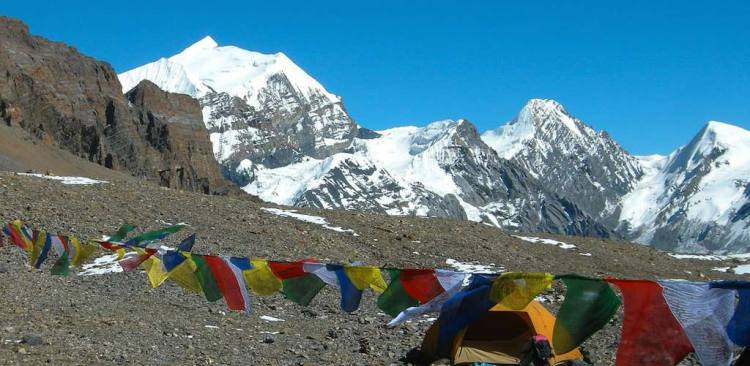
[421,301,583,365]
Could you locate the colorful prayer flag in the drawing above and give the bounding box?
[344,266,387,293]
[191,254,223,302]
[489,272,553,309]
[177,234,196,252]
[124,224,186,247]
[437,274,496,355]
[108,224,136,242]
[204,255,252,313]
[552,274,620,354]
[70,238,97,267]
[711,281,750,347]
[387,270,467,326]
[269,259,325,306]
[606,279,693,366]
[245,259,282,296]
[377,269,420,317]
[659,280,735,366]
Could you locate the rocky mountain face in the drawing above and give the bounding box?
[119,37,358,187]
[120,37,750,253]
[125,80,227,193]
[0,18,230,194]
[482,99,643,228]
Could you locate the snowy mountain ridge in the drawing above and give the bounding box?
[120,36,340,108]
[618,121,750,252]
[119,37,750,253]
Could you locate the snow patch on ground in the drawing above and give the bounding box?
[445,259,503,274]
[261,208,358,236]
[260,315,285,322]
[734,264,750,275]
[78,253,130,276]
[513,235,577,250]
[18,173,107,185]
[669,253,750,261]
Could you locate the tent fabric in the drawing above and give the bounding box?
[658,280,736,366]
[422,300,583,365]
[553,274,620,354]
[606,279,693,366]
[711,281,750,347]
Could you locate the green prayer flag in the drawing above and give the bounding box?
[377,269,420,317]
[191,254,223,302]
[553,274,621,354]
[50,252,70,276]
[126,224,186,247]
[108,224,136,242]
[281,275,326,306]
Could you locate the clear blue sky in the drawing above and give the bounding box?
[2,1,748,154]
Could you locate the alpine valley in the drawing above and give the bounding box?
[118,37,750,254]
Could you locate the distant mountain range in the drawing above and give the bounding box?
[2,21,744,254]
[118,37,750,253]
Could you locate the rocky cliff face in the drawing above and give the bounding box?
[125,80,227,193]
[0,17,229,194]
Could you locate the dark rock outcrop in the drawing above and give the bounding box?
[125,80,226,193]
[0,17,229,194]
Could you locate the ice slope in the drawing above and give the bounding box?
[619,121,750,251]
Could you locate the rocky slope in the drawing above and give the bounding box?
[0,172,739,365]
[0,18,230,194]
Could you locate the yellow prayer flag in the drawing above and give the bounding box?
[244,259,282,296]
[29,230,46,266]
[143,255,170,288]
[71,239,98,267]
[167,260,202,294]
[489,272,553,310]
[11,220,33,255]
[344,266,387,293]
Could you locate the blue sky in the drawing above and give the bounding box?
[2,1,748,154]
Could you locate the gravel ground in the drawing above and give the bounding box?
[0,172,742,365]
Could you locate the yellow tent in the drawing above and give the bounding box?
[421,301,583,365]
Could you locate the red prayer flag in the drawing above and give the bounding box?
[605,279,693,366]
[203,255,251,312]
[269,258,319,280]
[119,248,157,272]
[400,269,444,304]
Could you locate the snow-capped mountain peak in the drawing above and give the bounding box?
[182,36,219,52]
[668,120,750,174]
[619,120,750,252]
[119,36,340,108]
